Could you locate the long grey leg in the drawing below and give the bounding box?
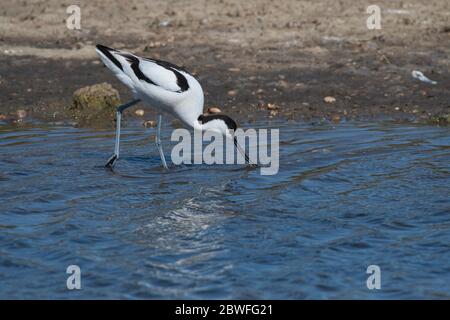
[155,114,168,170]
[105,99,140,168]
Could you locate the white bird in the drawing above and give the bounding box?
[95,44,251,169]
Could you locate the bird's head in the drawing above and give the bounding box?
[197,113,255,166]
[197,113,237,139]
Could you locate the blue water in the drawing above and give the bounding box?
[0,120,449,299]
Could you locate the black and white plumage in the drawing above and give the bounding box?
[95,44,250,169]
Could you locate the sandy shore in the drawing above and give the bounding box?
[1,0,449,125]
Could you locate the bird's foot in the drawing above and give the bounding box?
[105,154,118,168]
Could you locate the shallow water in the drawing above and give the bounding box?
[0,120,449,299]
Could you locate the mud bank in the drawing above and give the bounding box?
[1,0,449,126]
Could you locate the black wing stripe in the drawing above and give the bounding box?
[153,60,190,92]
[143,58,191,74]
[143,58,190,92]
[96,44,123,71]
[172,68,189,92]
[119,53,157,86]
[121,54,189,93]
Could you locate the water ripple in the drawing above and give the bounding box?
[0,121,449,299]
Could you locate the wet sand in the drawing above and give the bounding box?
[1,0,449,125]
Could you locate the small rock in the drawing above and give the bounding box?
[267,103,280,110]
[143,120,157,128]
[207,107,222,114]
[331,114,341,123]
[70,82,121,127]
[277,80,289,88]
[324,96,336,103]
[227,90,238,97]
[159,19,171,27]
[428,113,450,125]
[17,109,27,119]
[379,54,391,64]
[269,110,278,117]
[227,68,240,72]
[135,109,145,116]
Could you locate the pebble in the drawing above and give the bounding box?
[267,103,279,110]
[135,109,145,116]
[143,120,156,128]
[17,109,27,119]
[269,110,278,117]
[207,107,222,114]
[159,20,171,27]
[331,114,341,123]
[277,80,289,88]
[227,90,238,97]
[324,96,336,103]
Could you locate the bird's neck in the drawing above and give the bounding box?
[192,121,204,132]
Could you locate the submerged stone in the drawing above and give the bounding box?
[428,113,450,125]
[70,82,121,127]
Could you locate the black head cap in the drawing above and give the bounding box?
[198,114,237,131]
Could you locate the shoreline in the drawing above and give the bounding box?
[1,0,449,126]
[1,53,448,127]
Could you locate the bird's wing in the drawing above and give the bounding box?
[135,58,190,93]
[96,44,191,94]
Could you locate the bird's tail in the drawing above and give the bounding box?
[95,44,135,91]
